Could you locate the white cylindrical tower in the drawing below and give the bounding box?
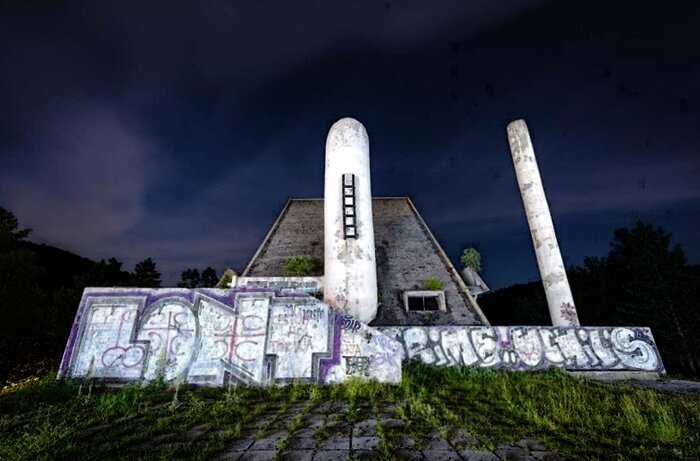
[324,117,378,323]
[507,119,580,327]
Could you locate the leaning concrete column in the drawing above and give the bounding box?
[507,119,580,326]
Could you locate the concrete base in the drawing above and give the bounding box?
[568,371,661,381]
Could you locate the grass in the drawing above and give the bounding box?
[0,364,698,460]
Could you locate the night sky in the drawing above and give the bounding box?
[1,1,698,288]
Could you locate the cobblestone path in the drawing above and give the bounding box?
[215,401,562,461]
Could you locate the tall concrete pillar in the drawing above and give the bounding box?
[507,119,580,326]
[324,117,378,323]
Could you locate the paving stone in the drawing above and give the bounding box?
[352,449,381,459]
[397,436,417,448]
[421,450,462,460]
[289,437,317,449]
[530,452,561,461]
[251,416,277,429]
[424,436,452,451]
[319,436,351,450]
[186,423,212,440]
[495,444,535,461]
[334,403,350,412]
[225,438,256,452]
[352,436,380,450]
[296,426,321,438]
[307,414,326,426]
[449,428,479,449]
[312,450,351,460]
[516,439,546,452]
[78,424,111,439]
[237,451,277,461]
[353,419,377,436]
[314,402,335,413]
[460,449,499,461]
[250,431,288,450]
[150,433,177,444]
[379,418,404,429]
[217,452,242,461]
[279,450,314,461]
[393,449,424,460]
[325,422,351,437]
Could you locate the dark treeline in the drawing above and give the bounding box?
[0,207,166,384]
[480,221,700,378]
[0,206,227,385]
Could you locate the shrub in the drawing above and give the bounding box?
[460,248,482,272]
[282,256,320,276]
[423,277,443,291]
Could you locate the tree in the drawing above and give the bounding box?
[201,267,218,287]
[0,206,31,250]
[177,268,200,288]
[480,220,700,377]
[601,221,696,375]
[0,208,44,338]
[460,248,482,273]
[79,257,132,287]
[132,258,161,288]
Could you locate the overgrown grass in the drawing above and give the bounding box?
[0,364,698,460]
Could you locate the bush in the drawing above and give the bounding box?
[423,277,443,291]
[282,256,320,276]
[460,248,482,273]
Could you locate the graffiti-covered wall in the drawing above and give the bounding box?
[58,288,402,386]
[378,326,664,373]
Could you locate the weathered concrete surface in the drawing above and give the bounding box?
[324,118,378,324]
[243,198,487,326]
[58,288,401,385]
[507,119,579,327]
[379,326,664,373]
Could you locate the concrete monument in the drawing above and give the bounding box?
[57,116,665,387]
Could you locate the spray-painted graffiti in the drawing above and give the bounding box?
[378,326,665,373]
[234,277,322,294]
[58,288,401,386]
[321,315,403,384]
[344,356,370,377]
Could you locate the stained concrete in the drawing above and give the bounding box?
[243,198,487,326]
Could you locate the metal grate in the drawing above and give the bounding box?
[342,173,357,239]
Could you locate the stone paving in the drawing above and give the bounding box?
[216,401,563,461]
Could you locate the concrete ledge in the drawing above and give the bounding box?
[569,371,661,381]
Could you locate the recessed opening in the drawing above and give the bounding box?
[404,291,446,312]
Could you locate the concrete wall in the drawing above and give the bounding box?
[58,288,401,386]
[232,276,323,295]
[378,326,664,373]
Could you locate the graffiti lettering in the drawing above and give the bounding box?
[378,326,664,373]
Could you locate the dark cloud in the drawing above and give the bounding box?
[1,0,698,287]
